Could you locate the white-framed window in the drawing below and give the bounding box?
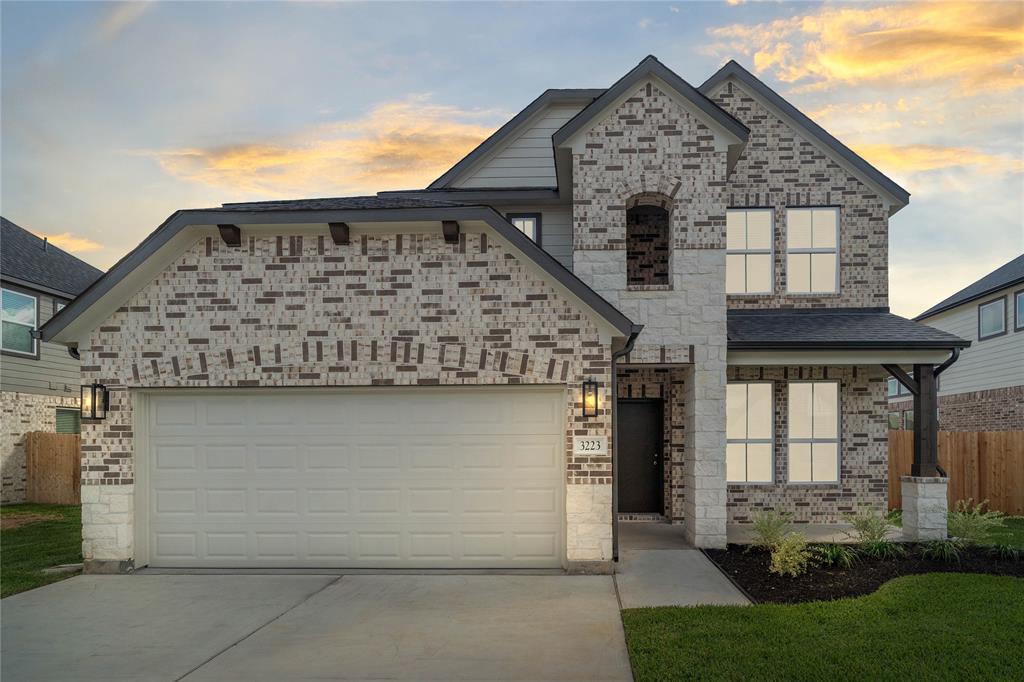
[1,287,37,356]
[726,382,774,483]
[1015,290,1024,332]
[786,207,838,293]
[788,381,839,483]
[887,375,913,399]
[507,213,541,244]
[978,296,1006,340]
[726,209,773,294]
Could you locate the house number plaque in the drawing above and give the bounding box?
[573,436,608,455]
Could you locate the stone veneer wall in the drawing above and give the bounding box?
[79,231,615,568]
[707,80,890,309]
[890,385,1024,432]
[1,391,80,504]
[570,80,729,547]
[726,365,888,523]
[616,366,688,521]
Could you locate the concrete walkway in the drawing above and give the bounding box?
[615,522,749,609]
[2,574,631,681]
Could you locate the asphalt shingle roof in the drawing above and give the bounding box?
[1,217,104,297]
[219,196,469,212]
[728,308,970,350]
[915,254,1024,320]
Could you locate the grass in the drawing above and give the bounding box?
[986,517,1024,549]
[1,504,82,598]
[623,573,1024,682]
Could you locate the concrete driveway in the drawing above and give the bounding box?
[1,574,632,682]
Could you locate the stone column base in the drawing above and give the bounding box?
[901,476,948,541]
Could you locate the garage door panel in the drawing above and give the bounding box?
[147,389,564,568]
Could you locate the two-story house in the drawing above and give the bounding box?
[40,57,968,573]
[2,217,103,503]
[889,254,1023,431]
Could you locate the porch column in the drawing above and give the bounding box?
[912,363,940,477]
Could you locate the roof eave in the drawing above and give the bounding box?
[915,274,1024,320]
[728,340,971,351]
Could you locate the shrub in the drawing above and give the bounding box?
[921,539,963,564]
[860,540,907,560]
[845,511,896,545]
[947,499,1005,545]
[813,543,859,569]
[750,510,792,550]
[988,544,1022,562]
[769,532,811,578]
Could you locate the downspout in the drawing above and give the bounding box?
[931,347,962,478]
[610,325,643,563]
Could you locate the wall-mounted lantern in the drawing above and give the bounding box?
[81,382,109,420]
[582,379,599,418]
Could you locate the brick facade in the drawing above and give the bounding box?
[707,80,890,310]
[1,391,80,504]
[890,385,1024,432]
[626,206,670,287]
[726,365,889,523]
[79,230,616,568]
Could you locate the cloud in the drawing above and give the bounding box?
[148,97,499,198]
[32,231,104,253]
[707,2,1023,93]
[96,2,152,42]
[852,143,1024,175]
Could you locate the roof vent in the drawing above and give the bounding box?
[42,236,48,251]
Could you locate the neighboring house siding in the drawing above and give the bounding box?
[453,104,585,188]
[493,205,573,270]
[727,365,888,523]
[77,231,614,565]
[709,80,890,310]
[919,285,1024,396]
[1,287,81,396]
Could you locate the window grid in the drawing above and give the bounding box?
[726,208,773,295]
[727,382,774,483]
[1,287,38,357]
[785,207,839,294]
[506,213,541,245]
[788,381,840,483]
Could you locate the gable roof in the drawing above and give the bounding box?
[699,60,910,209]
[552,55,749,148]
[915,254,1024,320]
[728,308,970,350]
[1,217,103,298]
[40,200,639,344]
[427,89,604,189]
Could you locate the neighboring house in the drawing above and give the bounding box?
[41,56,968,573]
[1,217,103,503]
[889,255,1024,431]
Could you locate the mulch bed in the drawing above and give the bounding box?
[706,544,1024,604]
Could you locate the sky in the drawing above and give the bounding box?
[2,0,1022,318]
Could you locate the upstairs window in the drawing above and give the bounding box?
[507,213,541,244]
[726,382,773,483]
[978,297,1006,340]
[627,204,670,287]
[786,208,838,294]
[788,381,839,483]
[1016,290,1024,331]
[1,287,37,356]
[726,209,773,294]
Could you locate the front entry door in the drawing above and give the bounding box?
[618,399,664,514]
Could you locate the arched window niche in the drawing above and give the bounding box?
[626,193,672,288]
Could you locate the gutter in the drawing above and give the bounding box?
[609,325,643,563]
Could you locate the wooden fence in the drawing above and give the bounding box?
[889,430,1024,515]
[25,432,81,504]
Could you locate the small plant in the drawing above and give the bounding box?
[750,510,792,550]
[947,499,1005,545]
[860,539,907,560]
[813,543,859,569]
[988,543,1022,562]
[921,539,963,564]
[845,511,896,545]
[769,532,812,578]
[885,509,903,527]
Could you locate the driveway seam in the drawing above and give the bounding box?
[174,575,343,681]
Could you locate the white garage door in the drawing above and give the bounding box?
[143,389,565,568]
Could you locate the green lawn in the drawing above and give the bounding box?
[1,504,82,598]
[987,517,1024,549]
[623,573,1024,682]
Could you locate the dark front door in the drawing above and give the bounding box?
[618,399,664,514]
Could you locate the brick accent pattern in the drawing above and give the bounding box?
[708,80,890,309]
[79,231,615,562]
[1,391,81,504]
[626,206,670,287]
[890,385,1024,432]
[726,365,888,523]
[617,365,688,521]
